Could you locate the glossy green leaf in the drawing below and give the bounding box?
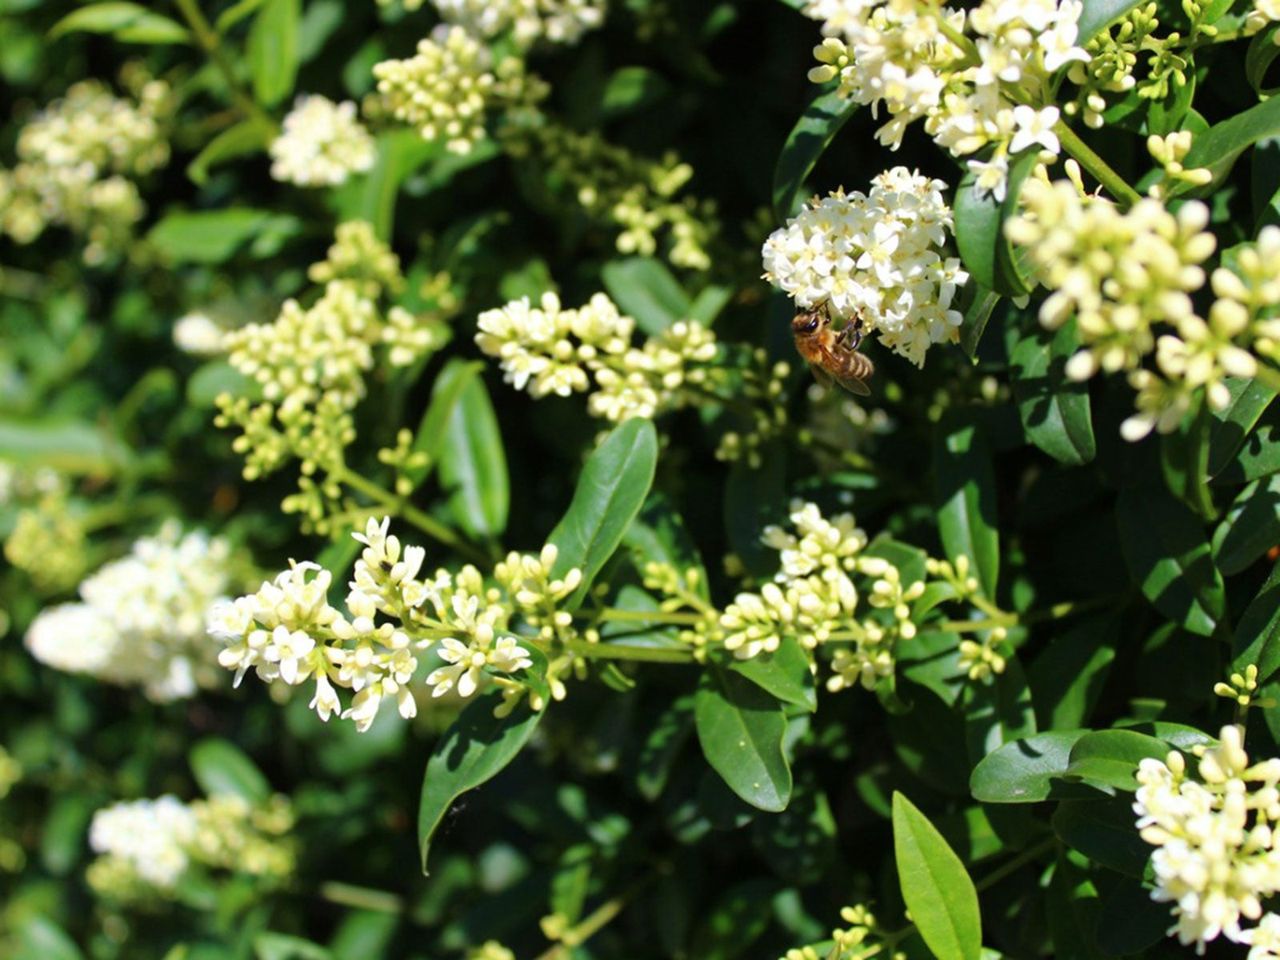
[1117,485,1226,637]
[49,3,189,44]
[772,89,858,220]
[1063,729,1167,791]
[636,695,695,801]
[934,413,1000,598]
[147,209,297,263]
[1214,400,1280,485]
[970,730,1091,803]
[962,655,1037,762]
[727,636,817,712]
[247,0,300,107]
[1208,378,1275,478]
[954,149,1038,297]
[190,738,272,802]
[187,121,270,186]
[892,792,982,960]
[1232,562,1280,682]
[336,131,440,240]
[601,66,670,118]
[1213,475,1280,576]
[1076,0,1147,43]
[1052,799,1152,877]
[695,667,792,812]
[959,285,1000,361]
[1028,616,1118,730]
[601,258,691,335]
[418,693,543,873]
[13,917,83,960]
[409,359,482,487]
[1161,397,1215,519]
[1008,317,1095,465]
[439,374,509,539]
[1247,23,1280,98]
[1179,95,1280,195]
[254,933,331,960]
[548,418,658,607]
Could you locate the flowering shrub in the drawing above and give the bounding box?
[6,1,1280,958]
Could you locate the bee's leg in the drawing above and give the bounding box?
[837,318,864,351]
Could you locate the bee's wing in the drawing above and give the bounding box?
[832,371,871,396]
[807,362,836,390]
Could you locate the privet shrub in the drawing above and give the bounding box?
[4,0,1280,958]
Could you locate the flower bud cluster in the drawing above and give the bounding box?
[429,0,606,47]
[210,517,584,730]
[308,220,405,299]
[805,0,1088,200]
[372,25,546,154]
[269,95,376,187]
[1006,172,1280,441]
[476,291,719,420]
[504,121,717,269]
[4,484,88,594]
[0,73,173,262]
[781,903,900,960]
[86,792,294,904]
[762,168,968,366]
[1134,726,1280,951]
[24,523,235,702]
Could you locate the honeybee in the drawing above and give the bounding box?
[791,303,875,397]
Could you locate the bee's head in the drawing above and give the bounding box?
[792,309,824,335]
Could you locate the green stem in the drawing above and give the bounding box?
[595,607,708,626]
[171,0,277,137]
[1053,121,1143,208]
[975,836,1057,892]
[532,877,652,960]
[561,638,695,664]
[318,882,403,914]
[332,468,489,565]
[934,12,981,67]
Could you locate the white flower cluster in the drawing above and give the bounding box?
[0,75,172,262]
[87,792,295,901]
[476,291,718,419]
[806,0,1087,200]
[270,95,376,187]
[210,518,581,730]
[25,523,234,702]
[762,168,968,366]
[430,0,606,46]
[89,796,196,889]
[1004,172,1264,440]
[372,25,543,154]
[1134,726,1280,952]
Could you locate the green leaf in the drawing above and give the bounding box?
[190,738,272,803]
[1208,378,1275,478]
[970,730,1091,803]
[726,636,817,712]
[1247,23,1280,99]
[1179,95,1280,196]
[892,792,983,960]
[187,361,253,408]
[147,209,297,264]
[694,667,792,812]
[600,258,691,335]
[953,149,1038,297]
[335,131,440,240]
[962,656,1037,761]
[1213,475,1280,576]
[636,695,695,801]
[1094,878,1171,956]
[725,443,786,578]
[13,917,83,960]
[771,89,858,221]
[1232,562,1280,682]
[438,374,509,540]
[1007,317,1096,465]
[0,417,128,475]
[934,413,1000,598]
[49,3,189,44]
[1052,799,1152,877]
[548,418,659,607]
[959,284,1000,362]
[601,66,670,118]
[418,693,543,873]
[1213,400,1280,485]
[1028,616,1118,730]
[254,933,331,960]
[215,0,270,34]
[1161,396,1215,519]
[1076,0,1147,43]
[247,0,300,108]
[409,359,482,487]
[1063,729,1167,791]
[187,121,270,186]
[1117,485,1226,637]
